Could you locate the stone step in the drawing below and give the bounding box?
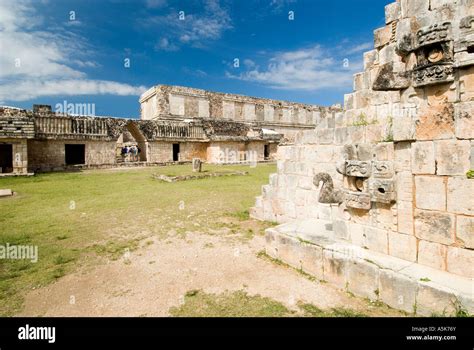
[0,189,13,197]
[265,219,474,316]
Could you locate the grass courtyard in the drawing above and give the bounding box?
[0,163,406,317]
[0,163,276,316]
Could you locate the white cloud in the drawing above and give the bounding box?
[345,42,373,55]
[227,44,364,91]
[155,37,180,52]
[0,0,146,102]
[148,0,232,51]
[0,80,147,102]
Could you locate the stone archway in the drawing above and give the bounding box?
[116,121,148,163]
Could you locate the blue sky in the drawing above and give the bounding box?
[0,0,392,118]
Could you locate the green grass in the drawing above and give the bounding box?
[169,290,369,317]
[0,163,276,316]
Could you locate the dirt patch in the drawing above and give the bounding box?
[18,233,405,317]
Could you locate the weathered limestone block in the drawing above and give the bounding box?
[353,72,369,91]
[398,200,414,234]
[401,0,430,18]
[348,222,366,247]
[393,114,416,141]
[347,126,365,142]
[447,177,474,215]
[346,260,380,300]
[374,142,394,161]
[416,283,458,316]
[333,220,349,241]
[394,142,412,171]
[334,127,350,145]
[411,141,435,174]
[323,250,348,288]
[388,231,417,262]
[435,140,471,176]
[454,102,474,139]
[416,102,455,141]
[373,63,411,91]
[316,128,335,144]
[415,176,446,211]
[447,246,474,278]
[418,240,447,271]
[396,18,414,54]
[364,227,389,254]
[364,50,378,70]
[456,215,474,249]
[378,45,398,66]
[374,25,393,49]
[365,124,383,143]
[385,2,401,24]
[415,209,455,245]
[379,269,417,313]
[169,94,185,115]
[299,243,324,279]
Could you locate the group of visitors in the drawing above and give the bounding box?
[121,145,141,162]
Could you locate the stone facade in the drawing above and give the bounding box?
[139,85,340,142]
[0,97,284,173]
[251,0,474,313]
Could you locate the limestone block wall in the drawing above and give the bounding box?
[147,141,173,163]
[252,0,474,279]
[28,140,116,171]
[179,142,208,161]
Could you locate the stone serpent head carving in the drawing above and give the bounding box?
[313,173,344,204]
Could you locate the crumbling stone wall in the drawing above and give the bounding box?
[252,0,474,279]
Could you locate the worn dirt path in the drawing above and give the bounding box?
[19,233,403,317]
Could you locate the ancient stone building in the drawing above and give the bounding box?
[0,88,333,174]
[251,0,474,315]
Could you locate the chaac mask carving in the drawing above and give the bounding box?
[374,7,474,91]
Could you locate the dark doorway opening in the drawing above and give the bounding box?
[65,144,85,165]
[264,144,270,160]
[172,143,180,161]
[0,144,13,173]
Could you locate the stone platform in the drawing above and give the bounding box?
[265,219,473,316]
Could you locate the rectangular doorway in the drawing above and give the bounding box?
[264,144,270,160]
[0,144,13,173]
[173,143,180,161]
[65,144,85,165]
